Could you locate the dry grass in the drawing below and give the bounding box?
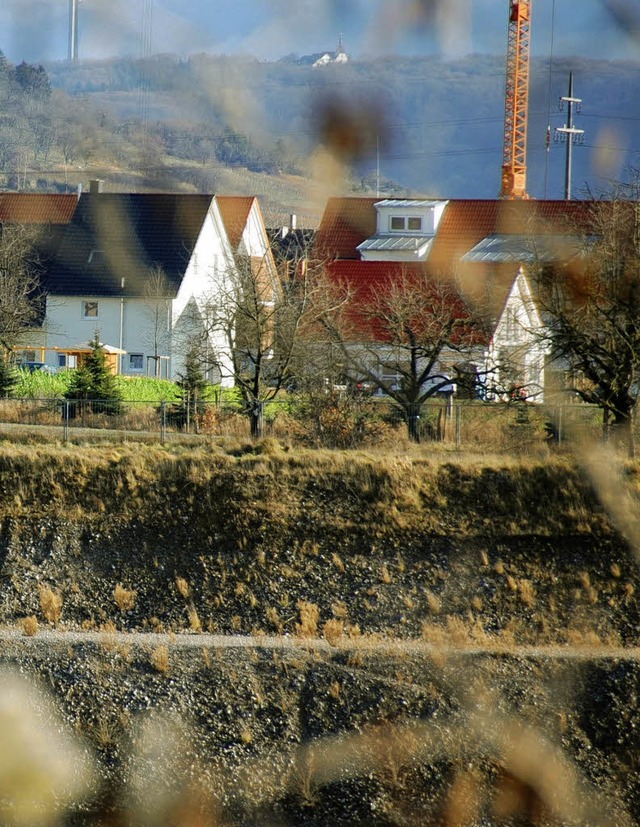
[322,619,343,646]
[20,615,38,636]
[188,607,202,633]
[175,577,190,599]
[113,584,137,612]
[518,579,536,607]
[150,645,170,673]
[39,585,62,625]
[296,601,319,638]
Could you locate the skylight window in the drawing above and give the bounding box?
[87,249,106,265]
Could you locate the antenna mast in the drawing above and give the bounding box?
[500,0,531,199]
[68,0,79,61]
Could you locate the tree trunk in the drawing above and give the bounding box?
[611,407,635,459]
[250,401,264,439]
[406,402,421,443]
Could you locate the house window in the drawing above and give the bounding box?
[129,353,144,371]
[505,306,519,340]
[83,301,99,318]
[57,354,66,368]
[390,216,405,231]
[408,217,422,231]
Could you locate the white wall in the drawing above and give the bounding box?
[41,295,172,376]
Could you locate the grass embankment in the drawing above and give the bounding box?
[1,441,640,825]
[0,440,636,646]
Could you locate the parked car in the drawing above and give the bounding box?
[20,362,56,374]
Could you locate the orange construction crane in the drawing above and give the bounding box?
[500,0,531,199]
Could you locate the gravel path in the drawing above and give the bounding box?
[2,626,640,661]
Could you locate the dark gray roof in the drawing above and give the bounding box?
[269,227,317,262]
[43,193,214,297]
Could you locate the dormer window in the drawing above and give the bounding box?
[389,216,423,232]
[358,199,448,262]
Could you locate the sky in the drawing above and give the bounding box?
[1,0,639,66]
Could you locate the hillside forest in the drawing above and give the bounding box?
[1,49,640,214]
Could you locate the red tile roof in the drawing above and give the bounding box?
[0,193,78,224]
[325,259,488,345]
[314,196,378,260]
[316,197,596,318]
[216,196,255,250]
[428,199,592,271]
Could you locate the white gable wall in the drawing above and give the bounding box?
[487,268,549,400]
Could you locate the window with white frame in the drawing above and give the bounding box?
[504,306,519,340]
[82,300,99,318]
[389,216,423,232]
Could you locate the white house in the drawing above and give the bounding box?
[16,190,281,384]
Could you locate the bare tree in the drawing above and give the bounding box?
[0,224,42,359]
[534,187,640,454]
[201,249,322,437]
[142,265,172,378]
[319,266,488,441]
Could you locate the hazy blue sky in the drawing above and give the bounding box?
[1,0,638,65]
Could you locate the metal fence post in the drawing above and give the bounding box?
[557,406,563,445]
[455,402,461,449]
[63,400,69,444]
[160,400,166,445]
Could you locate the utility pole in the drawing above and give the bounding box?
[554,72,584,200]
[68,0,79,61]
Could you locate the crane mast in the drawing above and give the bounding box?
[500,0,531,199]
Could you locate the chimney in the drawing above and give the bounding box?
[289,213,297,231]
[89,179,104,195]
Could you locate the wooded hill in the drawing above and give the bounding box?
[2,50,640,212]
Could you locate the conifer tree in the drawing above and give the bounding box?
[170,347,208,432]
[64,333,123,416]
[0,358,17,398]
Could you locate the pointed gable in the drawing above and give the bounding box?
[428,199,593,317]
[325,259,489,346]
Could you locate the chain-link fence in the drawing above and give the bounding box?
[0,394,624,450]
